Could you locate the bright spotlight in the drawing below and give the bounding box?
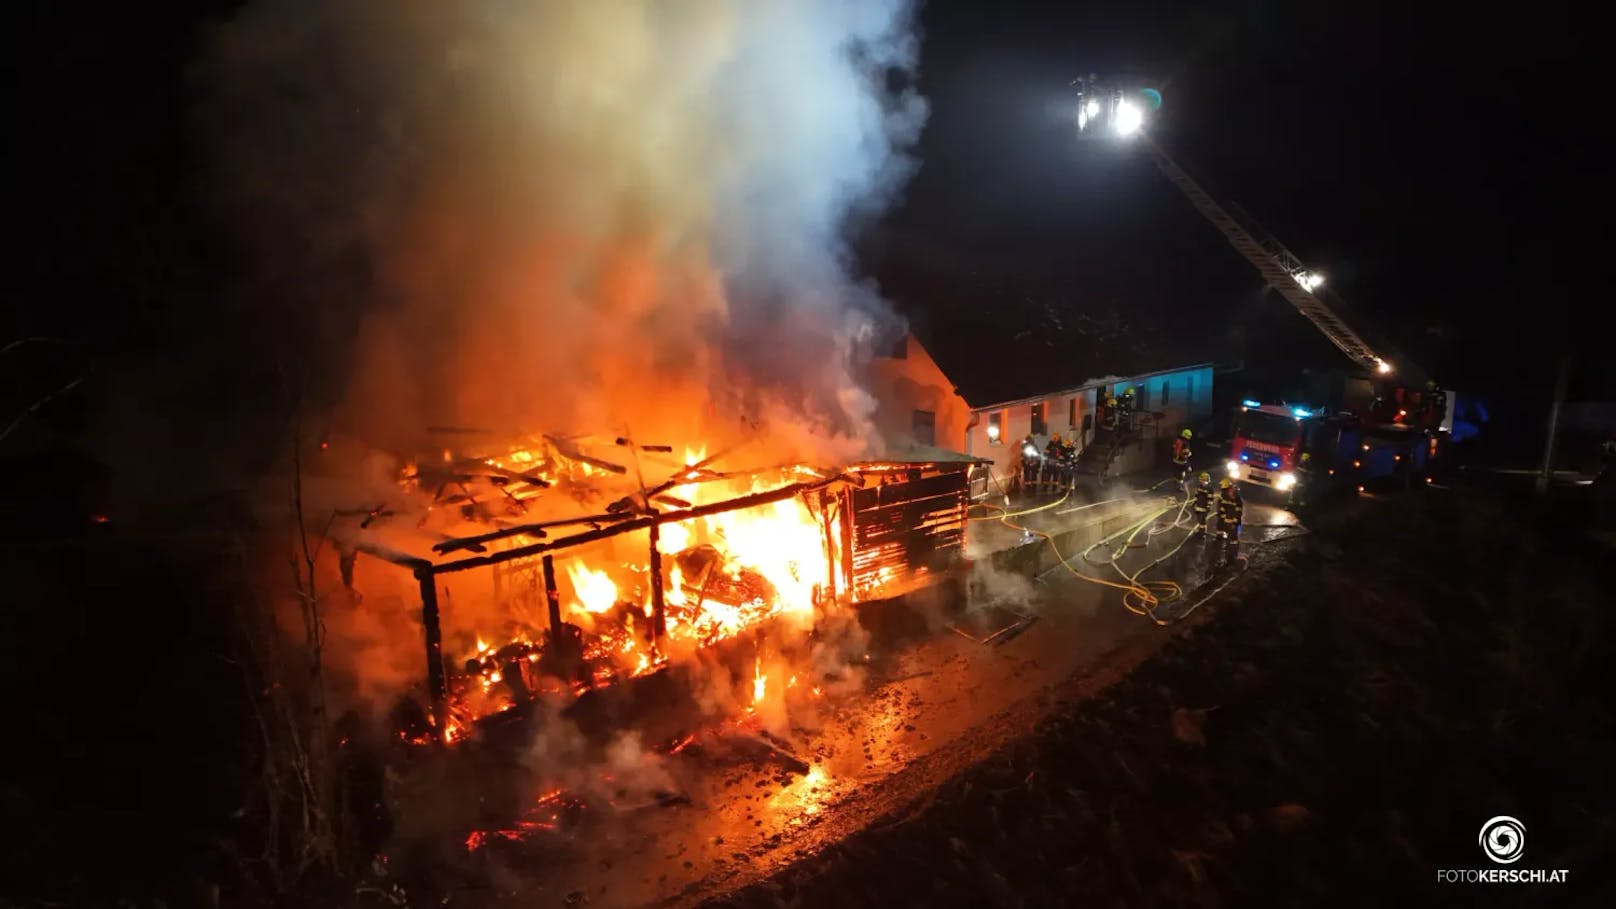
[1297,271,1325,292]
[1084,99,1101,119]
[1225,460,1241,478]
[1276,472,1297,491]
[1114,100,1144,137]
[1374,358,1393,375]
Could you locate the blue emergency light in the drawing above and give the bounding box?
[1268,458,1280,469]
[1242,399,1262,408]
[1292,407,1313,418]
[1240,451,1250,462]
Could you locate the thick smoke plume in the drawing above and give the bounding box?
[203,0,926,464]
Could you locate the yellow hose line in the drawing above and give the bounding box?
[996,499,1187,603]
[979,485,1267,626]
[967,489,1072,521]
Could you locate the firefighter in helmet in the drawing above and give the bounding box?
[1102,394,1119,431]
[1217,477,1245,554]
[1190,471,1215,533]
[1019,433,1040,489]
[1119,387,1136,429]
[1044,433,1068,490]
[1289,451,1318,509]
[1172,428,1193,478]
[1423,379,1448,431]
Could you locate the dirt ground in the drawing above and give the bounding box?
[700,490,1616,907]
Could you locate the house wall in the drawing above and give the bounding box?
[964,388,1096,490]
[1125,364,1215,434]
[867,334,973,453]
[964,364,1215,489]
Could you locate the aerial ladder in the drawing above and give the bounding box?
[1073,77,1415,387]
[1072,77,1456,493]
[1140,138,1395,379]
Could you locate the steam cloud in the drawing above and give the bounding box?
[202,0,927,463]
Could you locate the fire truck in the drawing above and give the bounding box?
[1074,77,1460,495]
[1227,399,1439,495]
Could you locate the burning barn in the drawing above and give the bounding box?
[333,432,980,742]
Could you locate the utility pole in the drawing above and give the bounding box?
[1536,355,1572,495]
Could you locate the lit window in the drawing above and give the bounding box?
[987,411,1003,446]
[1030,402,1047,436]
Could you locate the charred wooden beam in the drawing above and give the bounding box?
[648,522,666,642]
[430,512,630,554]
[479,462,553,489]
[354,540,432,572]
[614,437,674,453]
[430,475,847,575]
[541,554,562,632]
[415,569,448,733]
[542,435,628,475]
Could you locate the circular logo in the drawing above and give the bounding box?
[1478,816,1526,864]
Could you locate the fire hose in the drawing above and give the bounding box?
[970,481,1308,625]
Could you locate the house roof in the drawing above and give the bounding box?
[919,324,1213,410]
[885,260,1222,410]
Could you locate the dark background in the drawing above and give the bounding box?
[864,1,1603,410]
[2,0,1605,903]
[8,1,1606,458]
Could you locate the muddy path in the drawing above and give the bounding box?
[700,493,1616,907]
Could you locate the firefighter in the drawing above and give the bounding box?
[1172,428,1193,478]
[1019,434,1040,490]
[1190,471,1215,533]
[1119,387,1136,428]
[1288,451,1318,509]
[1044,433,1068,490]
[1217,478,1245,562]
[1101,395,1119,432]
[1423,380,1448,430]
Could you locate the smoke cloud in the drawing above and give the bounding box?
[202,0,926,463]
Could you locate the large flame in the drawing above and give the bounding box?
[566,563,619,615]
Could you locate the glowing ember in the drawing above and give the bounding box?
[753,656,767,704]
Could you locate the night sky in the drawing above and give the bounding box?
[8,0,1606,460]
[867,1,1603,405]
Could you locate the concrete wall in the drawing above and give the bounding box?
[867,334,973,453]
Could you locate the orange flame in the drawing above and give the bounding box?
[566,562,619,614]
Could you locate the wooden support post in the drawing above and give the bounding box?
[648,522,666,642]
[415,569,448,731]
[840,488,856,598]
[541,554,562,632]
[820,491,838,610]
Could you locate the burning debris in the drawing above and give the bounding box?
[332,433,978,742]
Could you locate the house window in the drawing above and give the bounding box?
[1068,397,1078,428]
[1030,402,1047,436]
[912,409,936,446]
[1187,373,1196,401]
[987,411,1004,445]
[1138,383,1151,410]
[1161,377,1171,405]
